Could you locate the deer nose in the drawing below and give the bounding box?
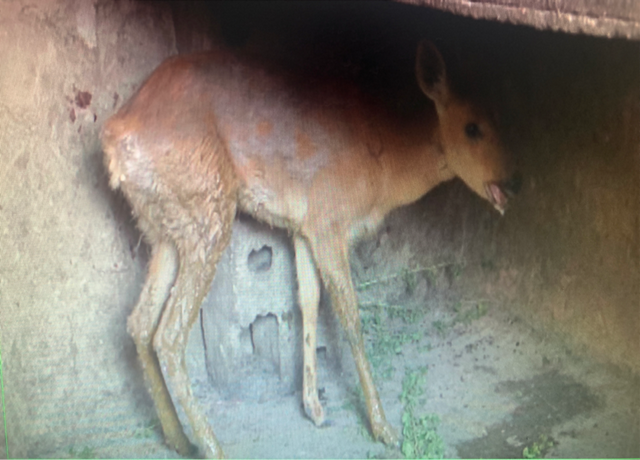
[503,171,522,196]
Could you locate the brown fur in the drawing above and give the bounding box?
[101,41,520,458]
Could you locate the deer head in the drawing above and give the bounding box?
[416,41,522,214]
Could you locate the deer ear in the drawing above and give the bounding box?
[416,40,450,106]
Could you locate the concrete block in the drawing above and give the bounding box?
[201,215,303,393]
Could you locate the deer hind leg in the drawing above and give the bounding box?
[152,200,236,459]
[293,236,324,426]
[127,239,192,456]
[308,231,399,446]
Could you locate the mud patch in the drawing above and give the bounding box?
[457,371,600,458]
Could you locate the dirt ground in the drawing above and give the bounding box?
[33,199,639,459]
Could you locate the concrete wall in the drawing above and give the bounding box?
[0,0,177,456]
[432,24,640,374]
[502,31,640,373]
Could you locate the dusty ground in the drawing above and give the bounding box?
[32,198,639,459]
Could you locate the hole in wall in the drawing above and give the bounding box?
[316,345,327,364]
[248,245,273,273]
[250,314,280,373]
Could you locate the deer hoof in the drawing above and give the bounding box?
[303,398,325,427]
[204,444,225,459]
[373,420,400,447]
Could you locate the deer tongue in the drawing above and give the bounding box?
[486,182,508,215]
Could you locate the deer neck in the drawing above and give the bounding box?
[379,112,453,213]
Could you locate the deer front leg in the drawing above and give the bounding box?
[309,232,399,446]
[294,236,324,426]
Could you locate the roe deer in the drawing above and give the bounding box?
[101,41,521,458]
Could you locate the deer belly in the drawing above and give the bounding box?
[236,169,309,232]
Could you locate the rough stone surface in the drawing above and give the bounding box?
[399,0,640,40]
[201,215,299,391]
[0,0,177,456]
[200,215,337,396]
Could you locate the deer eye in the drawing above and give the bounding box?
[465,122,482,140]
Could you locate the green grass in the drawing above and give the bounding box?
[67,446,97,459]
[0,329,7,460]
[452,301,489,326]
[431,320,448,337]
[400,367,444,459]
[133,418,160,439]
[432,301,490,337]
[360,303,422,379]
[401,268,418,294]
[356,262,459,291]
[385,303,422,324]
[523,434,554,459]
